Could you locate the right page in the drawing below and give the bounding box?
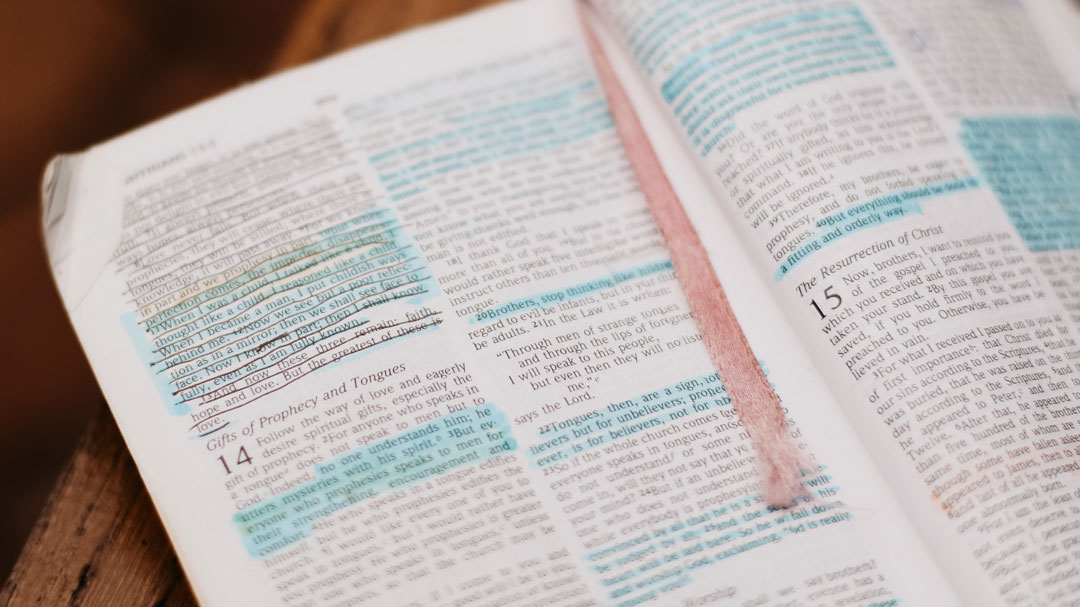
[590,0,1080,605]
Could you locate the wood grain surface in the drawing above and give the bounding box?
[0,1,500,605]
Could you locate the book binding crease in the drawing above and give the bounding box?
[580,11,805,508]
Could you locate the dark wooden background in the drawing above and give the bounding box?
[0,1,497,605]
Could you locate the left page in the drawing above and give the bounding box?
[45,0,958,605]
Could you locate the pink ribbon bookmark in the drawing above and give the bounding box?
[580,13,805,507]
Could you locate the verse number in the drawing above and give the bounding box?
[217,446,253,475]
[810,286,843,319]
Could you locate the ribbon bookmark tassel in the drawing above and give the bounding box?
[581,13,806,508]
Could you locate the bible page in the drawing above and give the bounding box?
[589,0,1080,604]
[47,0,956,605]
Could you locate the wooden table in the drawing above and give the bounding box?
[0,1,500,604]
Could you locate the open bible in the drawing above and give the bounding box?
[43,0,1080,605]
